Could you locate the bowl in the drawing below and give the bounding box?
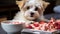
[1,20,24,34]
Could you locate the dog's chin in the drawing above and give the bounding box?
[25,16,35,20]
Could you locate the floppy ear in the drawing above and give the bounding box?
[16,0,25,9]
[43,1,50,8]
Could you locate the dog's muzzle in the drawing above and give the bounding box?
[30,12,34,17]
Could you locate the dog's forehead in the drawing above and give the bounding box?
[24,0,43,7]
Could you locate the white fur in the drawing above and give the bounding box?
[13,11,34,24]
[13,0,49,24]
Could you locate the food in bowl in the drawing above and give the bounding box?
[9,21,24,24]
[25,18,60,32]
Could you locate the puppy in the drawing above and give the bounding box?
[13,0,50,24]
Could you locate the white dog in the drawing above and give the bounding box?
[13,0,50,24]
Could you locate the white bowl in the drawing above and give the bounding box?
[1,20,24,34]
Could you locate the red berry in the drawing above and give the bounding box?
[26,24,32,29]
[33,22,39,27]
[39,21,45,24]
[56,20,60,23]
[29,25,33,29]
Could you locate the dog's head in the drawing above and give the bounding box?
[16,0,50,20]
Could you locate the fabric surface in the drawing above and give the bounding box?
[44,13,60,20]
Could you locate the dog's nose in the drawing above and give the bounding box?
[30,12,34,17]
[31,12,34,15]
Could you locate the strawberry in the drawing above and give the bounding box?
[24,18,60,32]
[39,21,45,24]
[26,24,33,29]
[28,25,33,29]
[45,24,49,31]
[33,22,39,27]
[56,21,60,29]
[33,27,40,30]
[57,26,60,29]
[56,20,60,23]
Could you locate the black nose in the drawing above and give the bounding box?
[31,12,34,15]
[30,12,34,17]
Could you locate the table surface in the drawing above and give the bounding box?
[0,24,7,34]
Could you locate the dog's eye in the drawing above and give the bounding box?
[27,6,30,9]
[35,7,38,11]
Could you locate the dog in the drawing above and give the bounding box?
[12,0,50,24]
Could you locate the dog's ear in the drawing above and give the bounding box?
[43,1,50,8]
[16,0,26,9]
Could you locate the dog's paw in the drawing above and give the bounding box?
[26,21,34,24]
[40,18,49,22]
[44,19,49,22]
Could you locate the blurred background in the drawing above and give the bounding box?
[0,0,60,22]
